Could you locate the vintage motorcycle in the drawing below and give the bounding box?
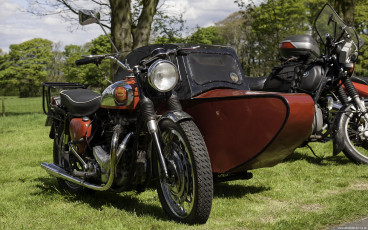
[248,4,368,164]
[42,10,213,224]
[42,8,316,225]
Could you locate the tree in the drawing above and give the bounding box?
[187,26,226,45]
[48,42,65,82]
[330,0,355,25]
[0,38,53,97]
[27,0,185,51]
[63,35,111,88]
[215,11,253,75]
[236,0,310,76]
[353,0,368,77]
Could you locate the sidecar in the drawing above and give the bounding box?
[119,44,315,177]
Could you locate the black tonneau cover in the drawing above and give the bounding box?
[115,44,249,99]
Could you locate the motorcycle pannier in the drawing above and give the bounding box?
[264,61,324,93]
[263,61,304,93]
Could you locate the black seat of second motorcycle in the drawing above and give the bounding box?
[60,89,101,117]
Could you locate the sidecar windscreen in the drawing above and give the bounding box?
[186,53,243,85]
[176,47,249,99]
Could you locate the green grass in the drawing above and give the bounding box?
[1,96,43,115]
[1,97,368,229]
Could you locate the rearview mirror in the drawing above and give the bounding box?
[79,9,100,26]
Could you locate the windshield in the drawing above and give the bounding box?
[314,4,363,52]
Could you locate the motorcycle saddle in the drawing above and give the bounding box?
[60,89,101,117]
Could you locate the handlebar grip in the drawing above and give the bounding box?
[75,57,101,66]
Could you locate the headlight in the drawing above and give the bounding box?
[148,60,179,92]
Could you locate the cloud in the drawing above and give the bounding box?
[165,0,240,27]
[0,0,103,52]
[0,0,246,53]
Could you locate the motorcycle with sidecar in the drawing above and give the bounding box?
[41,9,315,225]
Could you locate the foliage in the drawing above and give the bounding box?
[153,26,225,46]
[0,38,53,97]
[235,0,310,76]
[186,26,226,45]
[354,0,368,78]
[231,0,368,77]
[63,34,111,89]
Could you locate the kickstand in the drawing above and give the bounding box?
[307,144,325,159]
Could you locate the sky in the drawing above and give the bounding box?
[0,0,247,53]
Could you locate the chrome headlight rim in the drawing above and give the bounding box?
[147,60,179,93]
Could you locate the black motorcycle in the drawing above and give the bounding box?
[41,10,213,224]
[248,4,368,163]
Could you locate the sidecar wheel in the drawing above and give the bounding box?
[155,119,213,224]
[340,109,368,164]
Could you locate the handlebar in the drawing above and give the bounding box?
[75,54,133,73]
[75,57,102,66]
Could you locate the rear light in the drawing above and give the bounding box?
[279,42,296,49]
[114,86,127,104]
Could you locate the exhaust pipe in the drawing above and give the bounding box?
[41,126,133,191]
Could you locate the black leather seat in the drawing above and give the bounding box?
[60,89,101,116]
[246,76,268,91]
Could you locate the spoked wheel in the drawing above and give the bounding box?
[53,125,85,192]
[341,108,368,164]
[155,119,213,224]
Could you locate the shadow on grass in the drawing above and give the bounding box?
[283,151,353,166]
[214,183,270,198]
[2,112,43,116]
[32,177,167,221]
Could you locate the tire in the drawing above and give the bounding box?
[155,119,213,224]
[53,123,85,193]
[340,107,368,164]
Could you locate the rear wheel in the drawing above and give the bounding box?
[53,123,85,192]
[340,107,368,164]
[155,119,213,224]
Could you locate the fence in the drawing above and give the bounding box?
[1,96,43,117]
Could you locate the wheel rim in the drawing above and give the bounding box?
[159,129,195,218]
[344,112,368,159]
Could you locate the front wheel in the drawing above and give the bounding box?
[340,106,368,164]
[155,119,213,224]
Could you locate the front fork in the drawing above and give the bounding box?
[141,93,184,180]
[343,78,368,140]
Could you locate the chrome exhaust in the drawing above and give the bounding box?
[41,126,133,191]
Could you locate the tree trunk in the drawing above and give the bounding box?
[132,0,160,49]
[109,0,133,79]
[330,0,355,25]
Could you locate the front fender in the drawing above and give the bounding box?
[158,111,192,124]
[333,103,354,155]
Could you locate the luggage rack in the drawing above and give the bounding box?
[42,82,86,118]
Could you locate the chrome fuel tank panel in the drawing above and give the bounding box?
[101,81,134,107]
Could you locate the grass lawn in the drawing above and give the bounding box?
[1,97,368,229]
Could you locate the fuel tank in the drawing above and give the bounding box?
[100,79,139,109]
[181,89,314,173]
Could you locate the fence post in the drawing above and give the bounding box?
[1,96,5,117]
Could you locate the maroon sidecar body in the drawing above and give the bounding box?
[124,44,315,175]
